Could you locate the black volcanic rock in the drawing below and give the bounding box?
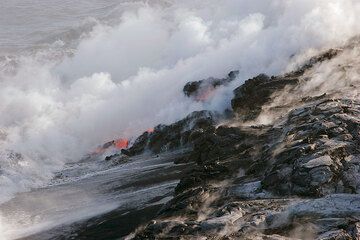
[231,48,341,121]
[262,99,360,196]
[287,48,341,77]
[73,45,360,240]
[183,70,239,100]
[127,47,360,239]
[147,110,218,154]
[123,110,219,157]
[121,131,150,156]
[231,74,299,120]
[263,99,360,196]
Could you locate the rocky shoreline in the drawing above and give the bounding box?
[22,43,360,240]
[121,45,360,239]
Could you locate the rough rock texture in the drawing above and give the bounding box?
[183,70,239,101]
[262,99,360,197]
[123,110,218,157]
[104,46,360,239]
[231,73,299,121]
[231,48,341,121]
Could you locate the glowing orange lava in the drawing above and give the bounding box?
[92,129,155,155]
[114,138,129,149]
[195,86,216,101]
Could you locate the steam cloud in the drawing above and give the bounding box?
[1,0,360,206]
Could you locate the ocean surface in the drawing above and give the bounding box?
[1,0,359,239]
[0,0,132,54]
[0,1,172,239]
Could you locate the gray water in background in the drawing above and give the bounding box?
[0,152,186,239]
[0,0,139,55]
[0,1,180,239]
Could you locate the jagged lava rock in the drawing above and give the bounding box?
[125,47,360,240]
[183,70,239,101]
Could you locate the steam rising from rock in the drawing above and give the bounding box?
[1,0,360,205]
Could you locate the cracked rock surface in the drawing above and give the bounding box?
[108,45,360,239]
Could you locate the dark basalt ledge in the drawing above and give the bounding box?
[101,46,360,239]
[183,70,239,100]
[121,110,220,158]
[231,48,341,121]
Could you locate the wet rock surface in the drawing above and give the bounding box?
[121,46,360,239]
[40,45,359,240]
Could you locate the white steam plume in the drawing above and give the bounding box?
[1,0,360,204]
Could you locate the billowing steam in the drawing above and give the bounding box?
[1,0,360,206]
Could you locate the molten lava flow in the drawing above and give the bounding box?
[195,86,216,102]
[93,130,153,155]
[91,138,128,155]
[114,138,129,149]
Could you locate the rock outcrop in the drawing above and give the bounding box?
[102,46,360,239]
[122,111,218,157]
[183,70,239,101]
[262,99,360,197]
